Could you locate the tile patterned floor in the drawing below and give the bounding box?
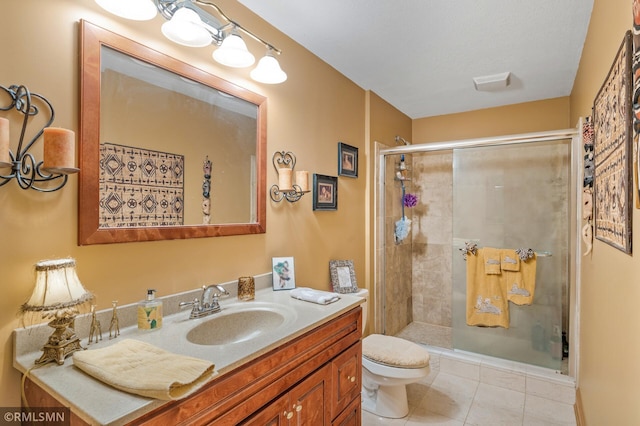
[362,347,577,426]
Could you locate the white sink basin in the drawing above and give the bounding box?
[186,303,293,345]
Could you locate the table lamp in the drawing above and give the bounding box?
[20,258,93,365]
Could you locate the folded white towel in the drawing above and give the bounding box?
[73,339,216,400]
[290,287,341,305]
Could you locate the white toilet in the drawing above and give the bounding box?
[355,288,431,419]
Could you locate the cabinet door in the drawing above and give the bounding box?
[242,364,332,426]
[241,393,291,426]
[331,342,361,420]
[290,364,332,425]
[331,397,361,426]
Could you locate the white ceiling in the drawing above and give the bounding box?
[238,0,594,119]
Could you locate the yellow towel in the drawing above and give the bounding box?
[466,249,509,328]
[483,247,502,275]
[506,254,537,305]
[73,339,216,400]
[500,249,520,271]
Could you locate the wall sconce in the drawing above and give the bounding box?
[270,151,309,203]
[20,258,94,365]
[96,0,288,84]
[0,85,79,192]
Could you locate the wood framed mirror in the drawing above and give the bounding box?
[79,20,266,245]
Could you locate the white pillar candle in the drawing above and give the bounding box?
[296,170,309,192]
[0,117,11,167]
[278,167,293,191]
[43,127,78,174]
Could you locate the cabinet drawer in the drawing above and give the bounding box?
[330,341,361,420]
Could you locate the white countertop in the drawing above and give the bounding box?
[14,283,363,425]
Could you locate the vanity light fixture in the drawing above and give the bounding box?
[0,85,79,192]
[20,258,94,365]
[95,0,288,84]
[160,6,211,47]
[251,49,288,84]
[95,0,158,21]
[270,151,310,203]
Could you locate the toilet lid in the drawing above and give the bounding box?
[362,334,430,368]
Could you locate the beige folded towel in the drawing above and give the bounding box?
[73,339,216,400]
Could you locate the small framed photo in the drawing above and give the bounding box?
[338,142,358,178]
[329,260,358,293]
[272,257,295,290]
[313,174,338,211]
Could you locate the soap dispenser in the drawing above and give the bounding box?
[137,289,163,330]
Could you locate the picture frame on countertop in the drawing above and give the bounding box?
[272,257,295,290]
[329,260,358,294]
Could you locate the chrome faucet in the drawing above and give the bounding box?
[180,284,229,319]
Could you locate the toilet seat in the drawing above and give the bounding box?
[362,334,430,369]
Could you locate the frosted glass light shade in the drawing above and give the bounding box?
[251,53,287,84]
[213,33,255,68]
[21,258,92,315]
[95,0,157,21]
[161,7,211,47]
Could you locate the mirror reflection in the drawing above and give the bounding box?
[100,47,257,227]
[79,21,267,245]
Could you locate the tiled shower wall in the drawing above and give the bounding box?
[382,152,413,336]
[410,152,454,345]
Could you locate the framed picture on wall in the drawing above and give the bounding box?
[313,174,338,211]
[338,142,358,178]
[592,30,633,254]
[272,257,295,290]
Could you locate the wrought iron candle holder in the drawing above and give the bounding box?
[0,84,78,192]
[269,151,309,203]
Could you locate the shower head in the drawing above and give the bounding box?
[395,136,411,146]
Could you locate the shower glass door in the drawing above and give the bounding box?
[451,140,570,370]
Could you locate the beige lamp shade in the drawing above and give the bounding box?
[21,258,93,315]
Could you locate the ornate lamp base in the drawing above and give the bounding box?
[35,316,85,365]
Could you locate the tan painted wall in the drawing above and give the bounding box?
[413,96,571,142]
[0,0,368,406]
[571,0,640,424]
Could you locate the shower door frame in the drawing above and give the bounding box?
[375,126,582,379]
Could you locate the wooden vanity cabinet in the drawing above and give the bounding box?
[241,364,331,425]
[23,307,362,426]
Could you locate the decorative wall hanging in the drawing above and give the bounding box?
[592,31,633,254]
[582,118,594,256]
[99,143,184,228]
[312,174,338,211]
[338,142,358,178]
[202,156,212,224]
[633,0,640,208]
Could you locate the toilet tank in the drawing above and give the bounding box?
[355,288,368,333]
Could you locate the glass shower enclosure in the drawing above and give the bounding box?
[377,130,579,372]
[452,140,570,371]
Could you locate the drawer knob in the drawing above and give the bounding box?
[285,411,293,420]
[295,404,302,412]
[347,375,356,383]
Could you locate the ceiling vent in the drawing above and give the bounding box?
[473,72,511,91]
